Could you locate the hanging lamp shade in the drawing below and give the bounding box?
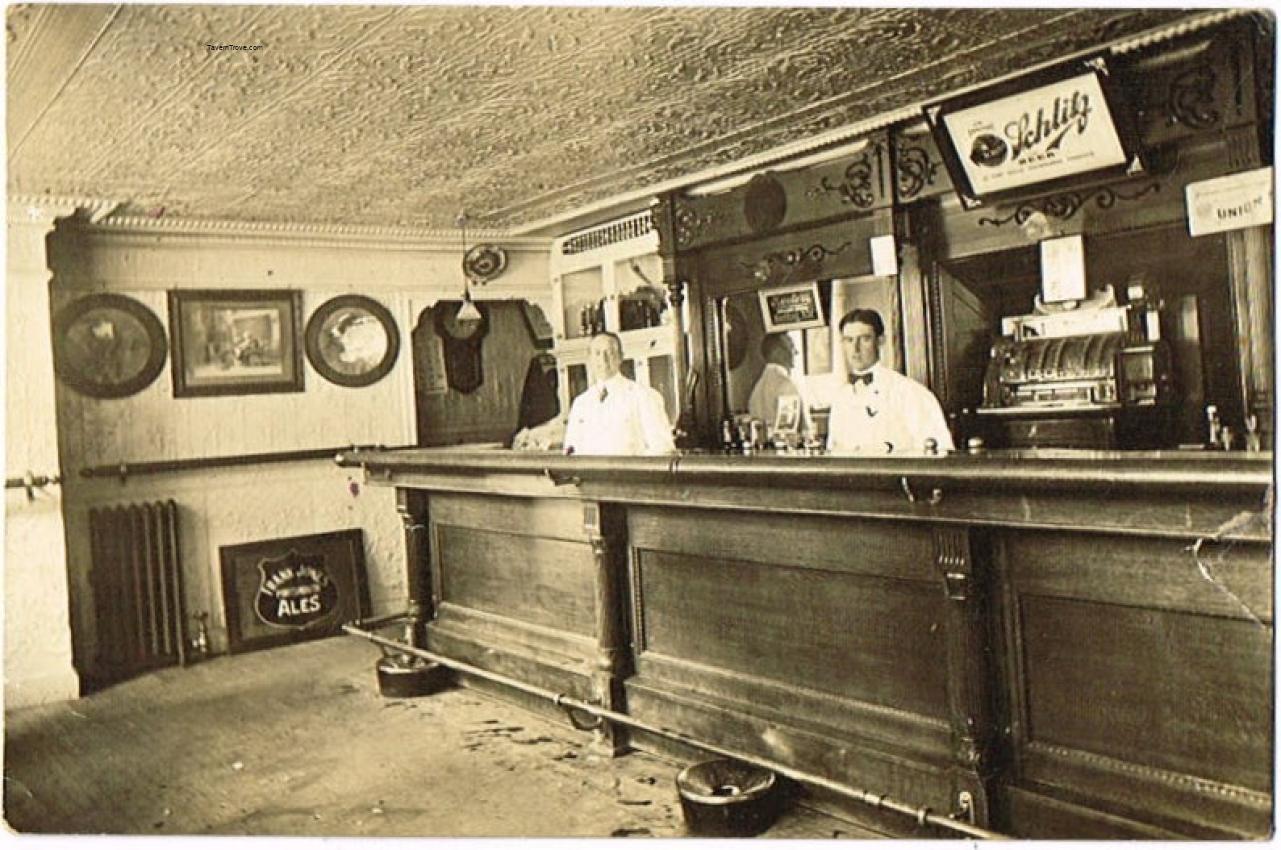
[453,211,482,324]
[455,294,482,323]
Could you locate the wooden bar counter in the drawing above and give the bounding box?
[338,447,1273,839]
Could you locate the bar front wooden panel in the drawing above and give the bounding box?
[426,493,599,695]
[635,548,945,714]
[998,529,1273,838]
[625,505,957,813]
[629,507,946,714]
[438,525,594,634]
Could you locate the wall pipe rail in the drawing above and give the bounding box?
[80,443,417,482]
[344,622,1009,841]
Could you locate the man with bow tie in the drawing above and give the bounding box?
[827,309,953,456]
[562,332,676,455]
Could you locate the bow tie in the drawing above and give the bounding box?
[597,387,609,402]
[849,371,874,386]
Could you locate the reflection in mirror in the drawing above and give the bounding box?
[616,255,669,332]
[648,355,676,422]
[720,276,900,442]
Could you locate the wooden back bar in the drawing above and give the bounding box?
[341,447,1272,838]
[647,18,1275,449]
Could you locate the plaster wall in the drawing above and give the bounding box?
[6,209,79,707]
[46,222,552,670]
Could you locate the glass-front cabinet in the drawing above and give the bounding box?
[549,212,679,422]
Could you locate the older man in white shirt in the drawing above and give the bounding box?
[562,332,675,455]
[826,308,953,456]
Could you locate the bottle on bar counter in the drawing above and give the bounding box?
[737,419,754,455]
[721,419,739,454]
[1206,405,1221,449]
[1245,414,1262,453]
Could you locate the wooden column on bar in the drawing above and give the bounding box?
[652,193,700,446]
[583,501,629,756]
[934,525,997,827]
[1226,223,1274,447]
[896,214,932,387]
[395,488,432,647]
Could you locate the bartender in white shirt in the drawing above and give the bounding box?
[563,332,676,455]
[827,308,953,456]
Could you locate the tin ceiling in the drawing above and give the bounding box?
[8,5,1201,233]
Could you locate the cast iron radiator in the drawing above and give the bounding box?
[88,500,187,681]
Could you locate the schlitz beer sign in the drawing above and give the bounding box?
[254,550,340,629]
[925,63,1140,204]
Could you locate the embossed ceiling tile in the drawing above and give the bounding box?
[503,11,1185,227]
[13,5,400,186]
[258,8,627,182]
[5,3,40,43]
[8,5,110,144]
[8,7,1216,229]
[12,6,262,176]
[99,6,409,185]
[607,10,1056,156]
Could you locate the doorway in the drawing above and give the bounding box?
[411,299,555,447]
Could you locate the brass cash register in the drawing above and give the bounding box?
[977,287,1175,449]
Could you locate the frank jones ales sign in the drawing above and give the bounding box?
[255,550,340,629]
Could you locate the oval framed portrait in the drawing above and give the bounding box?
[52,293,168,399]
[304,295,400,388]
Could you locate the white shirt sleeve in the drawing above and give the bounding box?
[637,385,676,454]
[801,372,842,409]
[906,383,954,452]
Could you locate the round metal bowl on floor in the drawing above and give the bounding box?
[375,655,450,698]
[675,759,781,837]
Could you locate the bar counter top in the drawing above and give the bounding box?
[337,446,1272,541]
[337,445,1271,488]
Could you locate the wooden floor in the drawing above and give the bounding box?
[4,636,877,838]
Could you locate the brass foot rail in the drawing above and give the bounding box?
[343,622,1009,841]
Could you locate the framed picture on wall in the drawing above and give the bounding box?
[304,295,400,388]
[52,293,168,399]
[168,289,304,397]
[758,282,826,333]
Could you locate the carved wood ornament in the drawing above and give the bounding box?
[977,182,1160,228]
[810,144,885,209]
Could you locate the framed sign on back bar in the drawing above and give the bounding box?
[924,56,1143,208]
[758,282,826,333]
